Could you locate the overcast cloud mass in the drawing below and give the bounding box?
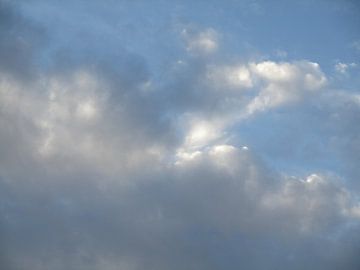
[1,0,360,269]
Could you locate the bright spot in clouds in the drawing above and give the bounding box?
[76,100,97,120]
[183,28,218,54]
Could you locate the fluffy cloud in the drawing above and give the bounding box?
[246,61,326,114]
[174,59,327,154]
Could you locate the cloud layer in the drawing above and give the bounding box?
[1,1,360,269]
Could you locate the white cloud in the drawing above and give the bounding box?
[334,62,357,74]
[250,61,297,82]
[177,60,327,149]
[245,61,326,115]
[203,60,327,118]
[184,120,223,149]
[206,64,253,89]
[183,28,219,55]
[335,62,349,74]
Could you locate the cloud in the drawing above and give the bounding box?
[171,59,327,157]
[206,64,253,89]
[351,40,360,52]
[1,1,360,270]
[1,56,358,268]
[205,60,327,115]
[245,61,326,115]
[0,1,45,79]
[1,136,359,269]
[334,62,357,74]
[182,28,219,55]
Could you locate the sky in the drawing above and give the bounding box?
[0,0,360,269]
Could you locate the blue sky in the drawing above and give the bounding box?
[1,1,360,269]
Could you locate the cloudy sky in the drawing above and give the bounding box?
[1,0,360,269]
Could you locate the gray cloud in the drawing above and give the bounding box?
[1,1,360,270]
[0,1,45,80]
[1,142,359,270]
